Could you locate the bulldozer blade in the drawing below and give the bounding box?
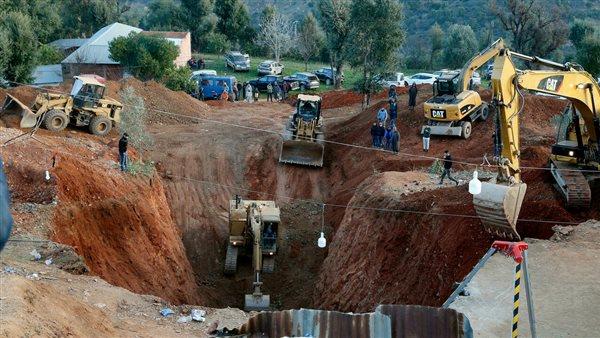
[473,182,527,240]
[244,293,270,312]
[1,94,38,128]
[279,140,324,167]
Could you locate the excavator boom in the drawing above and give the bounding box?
[473,47,600,239]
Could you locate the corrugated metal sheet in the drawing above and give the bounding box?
[32,64,63,85]
[62,23,142,64]
[233,305,472,338]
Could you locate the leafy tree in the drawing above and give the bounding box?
[0,11,37,83]
[181,0,219,50]
[62,0,121,38]
[0,0,62,43]
[297,13,323,71]
[0,29,9,78]
[119,86,154,164]
[429,23,443,69]
[162,67,196,93]
[214,0,253,48]
[346,0,404,106]
[36,44,64,65]
[142,0,186,31]
[570,19,595,48]
[109,32,179,81]
[491,0,568,57]
[575,34,600,78]
[254,11,294,62]
[442,24,478,69]
[318,0,351,89]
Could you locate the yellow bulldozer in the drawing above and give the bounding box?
[422,39,506,139]
[224,196,280,311]
[1,75,122,136]
[279,94,325,167]
[473,46,600,239]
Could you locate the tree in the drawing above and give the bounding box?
[346,0,404,106]
[429,23,443,69]
[254,11,294,62]
[570,19,596,49]
[180,0,219,50]
[491,0,568,57]
[577,35,600,78]
[119,87,154,164]
[109,32,179,81]
[0,11,37,83]
[297,13,323,71]
[442,24,478,69]
[162,67,196,93]
[318,0,351,89]
[62,0,122,38]
[214,0,253,48]
[36,44,64,65]
[142,0,186,31]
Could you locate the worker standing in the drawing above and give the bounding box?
[439,150,458,185]
[423,126,431,152]
[232,81,239,101]
[119,133,129,172]
[370,123,378,148]
[391,125,400,154]
[245,83,253,103]
[376,107,388,126]
[0,156,13,252]
[376,122,386,149]
[388,85,397,100]
[266,82,274,102]
[389,99,398,127]
[408,83,418,111]
[384,126,393,150]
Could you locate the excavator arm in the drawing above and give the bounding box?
[473,48,600,239]
[457,38,505,93]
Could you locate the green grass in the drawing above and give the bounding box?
[193,53,426,93]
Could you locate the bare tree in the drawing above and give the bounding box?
[491,0,568,57]
[296,13,322,71]
[254,13,294,62]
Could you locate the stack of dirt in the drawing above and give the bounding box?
[314,171,494,312]
[1,128,203,305]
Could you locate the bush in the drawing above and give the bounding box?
[163,67,196,92]
[201,32,231,54]
[36,44,64,65]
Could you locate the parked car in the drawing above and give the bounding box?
[257,60,284,75]
[378,72,406,88]
[190,69,217,84]
[314,67,344,85]
[405,73,437,85]
[284,72,320,90]
[199,76,236,99]
[224,51,250,72]
[248,75,299,92]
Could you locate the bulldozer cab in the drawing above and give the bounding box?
[296,95,321,121]
[260,206,280,254]
[433,71,460,96]
[71,76,106,109]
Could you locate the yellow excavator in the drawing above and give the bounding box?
[224,196,280,311]
[473,47,600,239]
[422,39,505,139]
[279,94,324,167]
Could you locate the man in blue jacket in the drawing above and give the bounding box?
[0,157,13,252]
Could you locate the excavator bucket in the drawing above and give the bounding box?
[244,293,270,312]
[1,94,38,128]
[279,140,324,167]
[473,182,527,240]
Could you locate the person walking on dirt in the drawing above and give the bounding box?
[371,122,378,147]
[389,98,398,127]
[384,126,393,150]
[232,82,239,101]
[422,126,431,152]
[0,156,13,252]
[408,83,418,111]
[275,83,283,102]
[391,125,400,154]
[266,82,274,102]
[439,150,459,185]
[388,85,397,100]
[377,107,388,126]
[282,82,290,100]
[119,133,129,172]
[376,122,386,148]
[245,83,253,103]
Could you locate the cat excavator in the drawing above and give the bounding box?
[224,196,280,311]
[421,39,505,139]
[473,47,600,239]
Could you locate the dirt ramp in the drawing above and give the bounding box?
[314,171,493,312]
[52,156,201,305]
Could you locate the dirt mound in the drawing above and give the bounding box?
[314,171,494,312]
[105,78,210,125]
[51,156,201,305]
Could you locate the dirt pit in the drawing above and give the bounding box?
[3,78,598,321]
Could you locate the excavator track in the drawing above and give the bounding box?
[224,244,238,275]
[550,160,591,208]
[262,256,275,273]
